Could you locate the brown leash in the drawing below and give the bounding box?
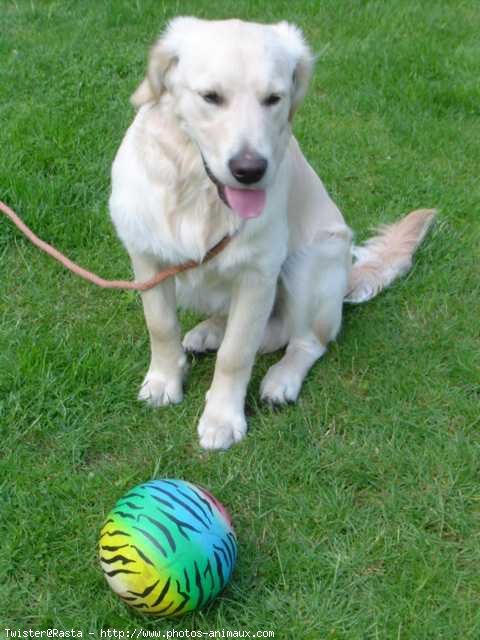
[0,200,232,291]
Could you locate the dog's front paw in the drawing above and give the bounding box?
[260,362,302,404]
[138,370,184,407]
[198,404,247,450]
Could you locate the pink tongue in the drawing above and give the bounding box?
[224,187,266,219]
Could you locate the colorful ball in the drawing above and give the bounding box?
[99,479,237,617]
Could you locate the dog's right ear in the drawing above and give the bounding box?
[130,44,175,108]
[131,17,192,108]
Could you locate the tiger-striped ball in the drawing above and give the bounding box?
[99,479,237,617]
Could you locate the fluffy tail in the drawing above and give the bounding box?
[345,208,437,304]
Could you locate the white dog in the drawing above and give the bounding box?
[109,17,435,450]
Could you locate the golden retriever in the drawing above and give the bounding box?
[109,17,435,450]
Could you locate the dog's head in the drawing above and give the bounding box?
[132,17,313,219]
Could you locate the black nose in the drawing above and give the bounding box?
[228,151,268,185]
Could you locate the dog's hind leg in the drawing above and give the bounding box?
[258,292,290,354]
[183,306,290,356]
[260,332,327,403]
[258,314,290,354]
[261,227,351,404]
[182,316,226,353]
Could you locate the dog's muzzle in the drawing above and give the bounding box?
[201,155,267,219]
[201,156,229,208]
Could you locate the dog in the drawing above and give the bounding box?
[109,17,435,450]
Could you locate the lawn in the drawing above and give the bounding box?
[1,0,479,638]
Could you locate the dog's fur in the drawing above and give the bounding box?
[109,17,435,450]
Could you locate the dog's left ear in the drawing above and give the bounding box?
[272,22,314,120]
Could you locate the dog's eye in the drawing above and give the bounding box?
[202,91,224,106]
[263,94,281,107]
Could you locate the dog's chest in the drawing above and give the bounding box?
[110,127,241,265]
[174,230,266,314]
[175,267,233,314]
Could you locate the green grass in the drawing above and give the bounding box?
[1,0,479,637]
